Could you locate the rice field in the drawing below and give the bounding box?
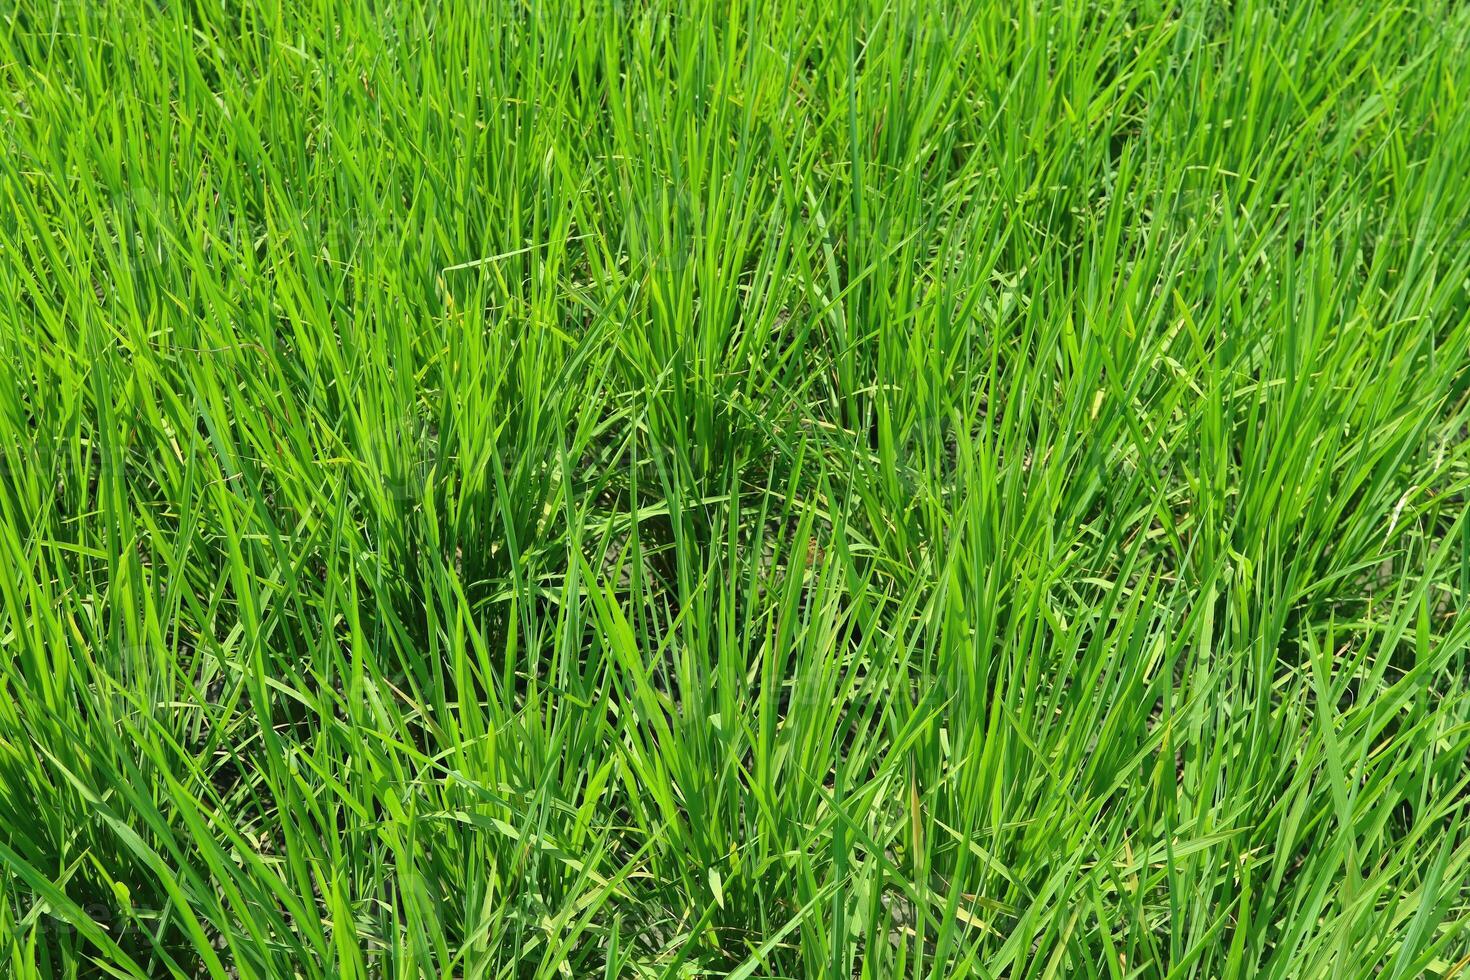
[3,1,1470,977]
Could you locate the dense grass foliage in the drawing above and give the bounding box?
[3,1,1470,976]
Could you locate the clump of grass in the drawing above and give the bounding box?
[3,1,1470,977]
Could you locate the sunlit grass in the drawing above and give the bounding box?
[3,1,1470,977]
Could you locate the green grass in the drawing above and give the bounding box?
[3,0,1470,976]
